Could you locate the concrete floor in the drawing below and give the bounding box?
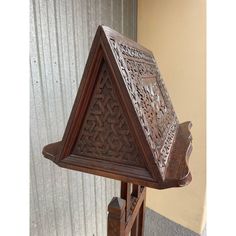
[144,208,206,236]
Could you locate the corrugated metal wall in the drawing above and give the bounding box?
[30,0,137,235]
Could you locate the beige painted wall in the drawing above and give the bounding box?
[138,0,206,234]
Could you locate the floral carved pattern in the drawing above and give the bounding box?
[72,61,144,167]
[109,37,179,176]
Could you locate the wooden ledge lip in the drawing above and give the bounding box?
[163,121,193,188]
[42,141,61,162]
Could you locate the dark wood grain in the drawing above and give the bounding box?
[42,25,193,190]
[107,197,126,236]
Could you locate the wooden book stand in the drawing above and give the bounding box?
[42,25,192,236]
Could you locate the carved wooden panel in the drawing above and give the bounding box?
[72,61,145,167]
[108,37,178,176]
[42,25,192,190]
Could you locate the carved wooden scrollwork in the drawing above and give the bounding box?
[109,38,178,176]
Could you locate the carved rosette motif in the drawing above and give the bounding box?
[108,37,179,177]
[72,61,144,167]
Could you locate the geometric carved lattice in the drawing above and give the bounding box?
[72,60,145,168]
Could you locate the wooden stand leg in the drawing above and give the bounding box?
[131,185,140,236]
[107,197,126,236]
[121,182,131,221]
[137,200,145,236]
[107,182,146,236]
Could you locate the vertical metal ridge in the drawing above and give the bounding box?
[82,174,89,236]
[76,172,86,236]
[93,176,98,236]
[56,0,68,119]
[30,138,42,236]
[40,2,61,236]
[31,82,56,236]
[30,0,137,235]
[31,0,50,137]
[54,1,67,126]
[30,1,55,230]
[37,0,56,140]
[66,171,75,236]
[45,0,60,136]
[71,0,79,88]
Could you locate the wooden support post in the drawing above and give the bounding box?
[121,182,131,221]
[131,184,141,236]
[107,197,126,236]
[107,182,146,236]
[137,197,145,236]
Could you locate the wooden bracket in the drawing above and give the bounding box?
[108,182,146,236]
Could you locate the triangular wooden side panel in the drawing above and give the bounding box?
[72,60,145,168]
[42,32,155,185]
